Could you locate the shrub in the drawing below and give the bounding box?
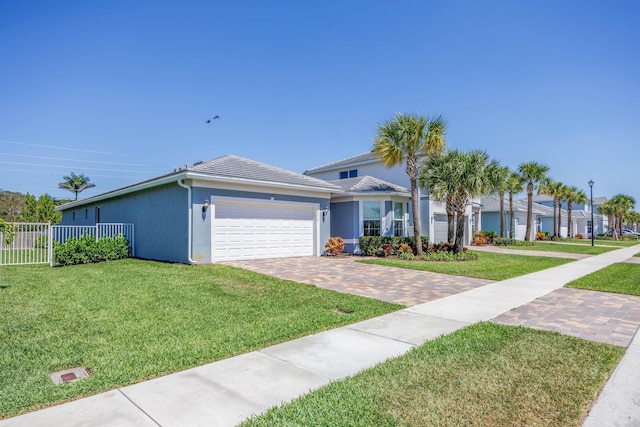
[358,236,428,257]
[423,250,478,262]
[324,237,345,256]
[396,243,413,255]
[53,233,130,267]
[473,232,490,246]
[575,233,584,240]
[399,251,416,260]
[381,243,394,257]
[492,237,534,247]
[0,219,14,245]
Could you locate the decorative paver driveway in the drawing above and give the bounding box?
[223,256,494,307]
[492,288,640,347]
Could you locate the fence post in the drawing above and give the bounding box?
[48,222,53,267]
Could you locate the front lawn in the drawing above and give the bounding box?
[558,239,639,247]
[242,323,623,427]
[359,251,573,280]
[0,259,400,418]
[566,263,640,296]
[505,242,615,255]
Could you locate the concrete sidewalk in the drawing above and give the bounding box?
[2,245,639,427]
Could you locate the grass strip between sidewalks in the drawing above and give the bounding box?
[505,242,615,255]
[0,259,400,418]
[566,262,640,296]
[242,323,623,427]
[359,251,573,281]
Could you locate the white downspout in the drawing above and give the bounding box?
[177,179,197,264]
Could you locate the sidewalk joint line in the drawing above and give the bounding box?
[117,388,163,427]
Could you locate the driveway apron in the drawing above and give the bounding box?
[222,256,494,307]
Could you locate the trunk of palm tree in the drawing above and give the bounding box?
[557,203,562,238]
[552,197,558,238]
[409,176,423,257]
[509,193,515,238]
[567,201,573,238]
[525,182,533,241]
[499,190,505,238]
[454,208,466,253]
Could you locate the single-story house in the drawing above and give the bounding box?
[57,155,340,264]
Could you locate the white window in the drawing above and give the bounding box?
[393,202,404,236]
[363,201,381,236]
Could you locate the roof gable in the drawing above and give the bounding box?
[328,176,410,196]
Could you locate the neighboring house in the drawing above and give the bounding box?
[480,196,557,240]
[304,152,480,248]
[325,176,411,253]
[56,155,339,264]
[532,194,605,238]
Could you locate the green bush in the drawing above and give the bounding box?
[53,233,130,266]
[358,236,428,256]
[422,250,478,262]
[492,238,535,246]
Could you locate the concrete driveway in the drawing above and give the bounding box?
[223,256,494,307]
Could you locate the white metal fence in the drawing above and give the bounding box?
[1,223,134,266]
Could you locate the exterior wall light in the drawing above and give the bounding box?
[202,200,209,213]
[322,207,329,218]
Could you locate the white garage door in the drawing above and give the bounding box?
[213,201,315,262]
[434,214,448,243]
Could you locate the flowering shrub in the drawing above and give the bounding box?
[381,243,394,257]
[536,232,550,241]
[575,233,584,240]
[396,243,413,255]
[473,232,490,246]
[324,237,345,256]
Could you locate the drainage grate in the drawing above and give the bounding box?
[50,367,89,385]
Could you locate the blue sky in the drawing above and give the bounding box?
[1,0,638,204]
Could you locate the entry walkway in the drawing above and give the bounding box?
[1,246,639,426]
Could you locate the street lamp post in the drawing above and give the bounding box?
[589,180,594,247]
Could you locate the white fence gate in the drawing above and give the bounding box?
[1,223,134,266]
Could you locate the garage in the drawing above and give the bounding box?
[433,214,449,243]
[213,200,316,262]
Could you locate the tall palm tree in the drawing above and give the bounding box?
[373,113,447,257]
[538,179,565,238]
[504,172,524,238]
[518,162,549,241]
[494,166,511,238]
[421,149,500,253]
[609,194,636,239]
[556,184,571,238]
[565,186,587,238]
[58,172,96,201]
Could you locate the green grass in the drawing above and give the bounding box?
[359,251,573,280]
[505,241,615,255]
[566,263,640,296]
[0,259,400,418]
[242,323,623,427]
[559,239,639,247]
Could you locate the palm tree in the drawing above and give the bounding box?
[494,166,511,238]
[625,211,640,232]
[565,186,587,238]
[373,113,447,257]
[598,200,617,239]
[58,173,96,201]
[609,194,636,239]
[421,149,500,253]
[556,184,571,238]
[538,179,565,238]
[504,172,524,238]
[518,162,549,241]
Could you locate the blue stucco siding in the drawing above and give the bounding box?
[481,212,501,235]
[329,201,358,252]
[61,182,189,263]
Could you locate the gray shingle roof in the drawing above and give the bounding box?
[481,195,557,215]
[190,154,341,190]
[328,176,410,195]
[304,152,378,174]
